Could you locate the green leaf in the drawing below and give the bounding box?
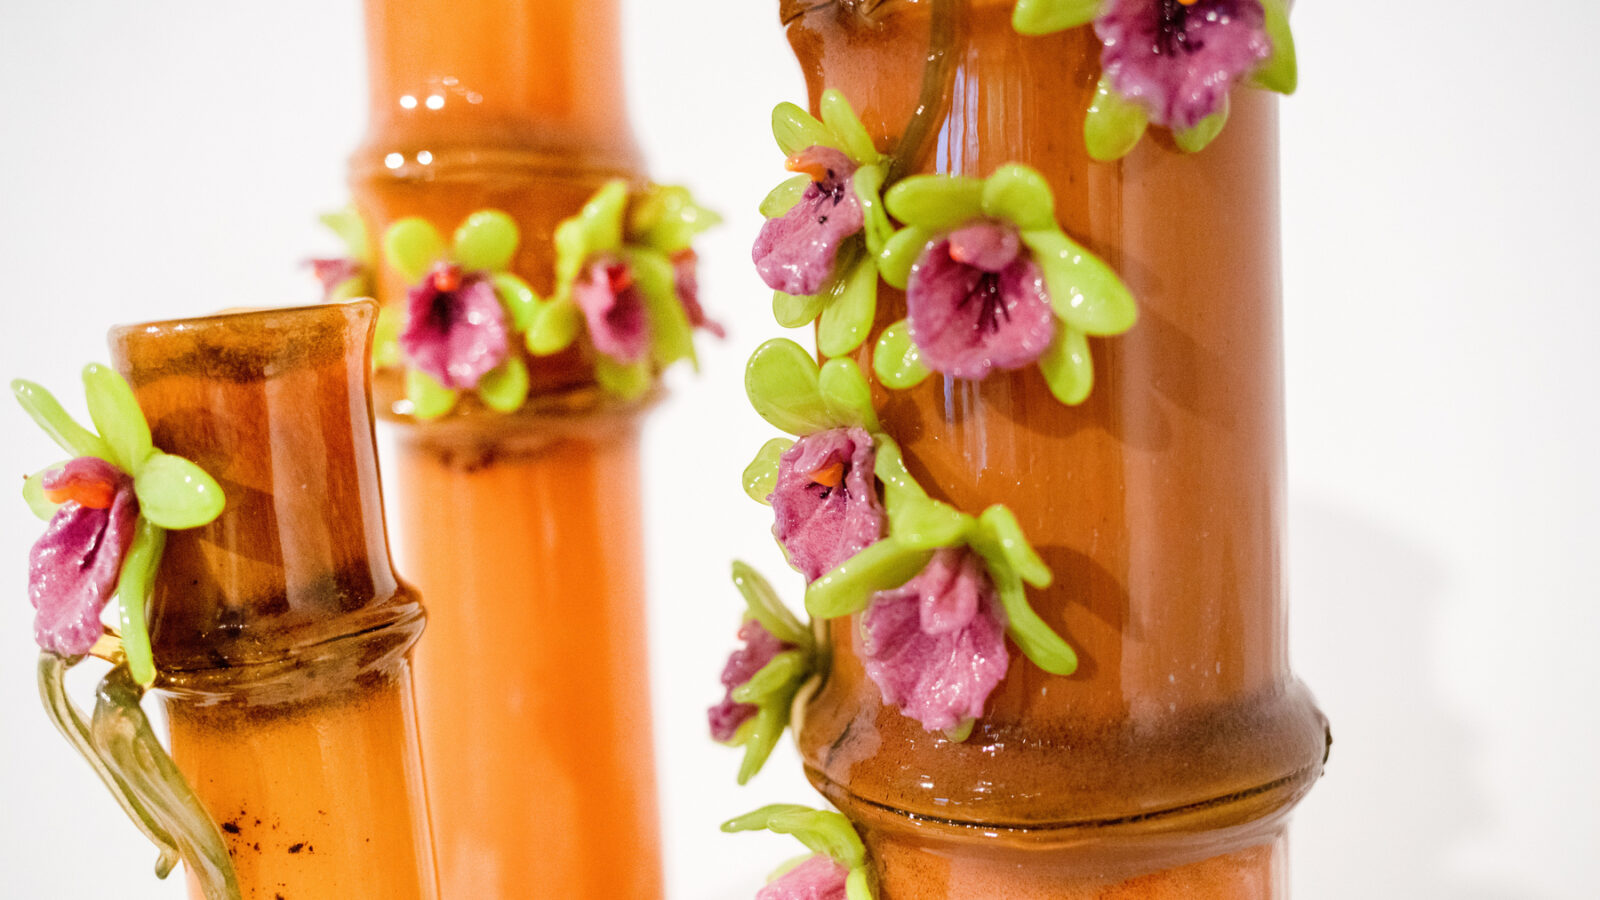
[973,505,1051,588]
[872,319,933,390]
[525,298,583,356]
[1038,328,1094,406]
[12,379,112,461]
[626,248,697,370]
[117,518,166,687]
[736,701,789,785]
[328,276,369,303]
[992,569,1078,676]
[1249,0,1298,95]
[406,369,459,420]
[817,258,878,358]
[846,865,875,900]
[1012,0,1100,35]
[132,452,225,530]
[772,102,834,158]
[731,560,809,647]
[878,226,933,291]
[82,364,152,474]
[871,435,929,509]
[573,180,629,255]
[981,164,1055,231]
[1021,229,1137,336]
[372,307,403,369]
[23,463,66,520]
[852,164,893,257]
[884,175,984,231]
[722,804,816,834]
[1085,75,1150,162]
[722,806,866,869]
[733,650,807,704]
[773,289,827,330]
[476,355,528,413]
[552,219,588,301]
[820,89,879,164]
[319,204,371,264]
[761,175,813,219]
[596,356,652,400]
[493,272,539,333]
[818,357,880,431]
[384,218,446,284]
[453,209,519,272]
[1174,98,1230,154]
[743,438,793,504]
[944,718,975,744]
[805,538,934,618]
[890,498,971,551]
[745,339,831,436]
[629,184,721,253]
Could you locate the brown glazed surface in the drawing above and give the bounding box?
[353,0,647,405]
[109,302,437,899]
[788,0,1328,860]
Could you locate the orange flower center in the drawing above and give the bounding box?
[44,478,117,510]
[809,461,845,489]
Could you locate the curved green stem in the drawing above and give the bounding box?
[886,0,966,187]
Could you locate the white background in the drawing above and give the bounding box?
[1,1,1596,897]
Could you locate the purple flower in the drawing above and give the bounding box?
[1097,0,1272,131]
[770,427,885,583]
[905,222,1057,380]
[309,257,365,301]
[859,548,1010,733]
[708,619,792,743]
[574,258,651,364]
[28,457,139,658]
[753,147,864,296]
[673,248,725,339]
[399,262,509,389]
[757,854,849,900]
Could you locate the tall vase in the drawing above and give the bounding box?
[783,2,1329,895]
[349,1,663,896]
[108,301,438,900]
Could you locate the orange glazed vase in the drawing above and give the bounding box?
[109,301,439,900]
[349,1,664,897]
[781,1,1330,896]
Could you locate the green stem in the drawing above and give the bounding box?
[886,0,967,187]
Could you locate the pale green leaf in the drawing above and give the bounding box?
[132,452,225,530]
[628,184,720,253]
[453,209,519,273]
[493,272,539,333]
[723,806,866,869]
[476,355,528,413]
[772,102,833,158]
[878,226,934,290]
[816,258,878,358]
[745,339,831,436]
[846,866,876,900]
[1021,229,1137,336]
[883,175,985,231]
[761,175,813,219]
[1249,0,1298,95]
[1038,328,1094,406]
[372,307,403,369]
[82,364,151,474]
[626,248,697,370]
[11,379,112,460]
[743,438,793,504]
[384,217,446,284]
[890,498,971,551]
[319,204,371,264]
[1085,75,1150,162]
[818,357,880,431]
[981,164,1055,231]
[974,505,1052,588]
[406,368,459,420]
[736,701,789,785]
[731,560,809,646]
[596,356,652,400]
[23,463,67,520]
[820,88,879,164]
[852,164,893,257]
[573,180,629,255]
[992,568,1078,676]
[116,518,165,687]
[732,650,807,704]
[805,538,934,618]
[1174,98,1230,154]
[872,319,933,390]
[773,289,827,330]
[1012,0,1101,35]
[525,299,582,356]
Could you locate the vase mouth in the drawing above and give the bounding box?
[109,300,378,382]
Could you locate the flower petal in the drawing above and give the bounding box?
[1012,0,1101,35]
[29,484,139,657]
[453,209,519,273]
[772,428,887,581]
[400,275,511,389]
[884,176,985,231]
[818,358,880,432]
[754,163,865,297]
[12,379,114,462]
[1248,0,1297,94]
[406,368,459,420]
[772,102,834,157]
[745,339,831,436]
[759,855,851,900]
[1085,74,1151,162]
[820,89,879,164]
[1038,327,1094,406]
[981,164,1056,232]
[133,452,224,530]
[872,320,933,390]
[526,298,582,356]
[476,354,529,413]
[384,218,446,284]
[905,239,1057,379]
[574,259,651,364]
[805,538,933,619]
[82,364,152,474]
[1021,229,1137,335]
[816,257,878,358]
[744,438,794,504]
[1096,0,1271,131]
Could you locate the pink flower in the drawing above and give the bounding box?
[28,457,139,657]
[308,257,365,301]
[757,854,849,900]
[753,147,864,296]
[859,548,1010,733]
[398,262,509,389]
[905,222,1057,380]
[708,619,792,743]
[1097,0,1272,131]
[770,427,885,583]
[673,249,725,339]
[574,258,651,364]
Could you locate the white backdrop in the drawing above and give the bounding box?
[1,1,1596,897]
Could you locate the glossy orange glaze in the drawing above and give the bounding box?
[781,1,1326,894]
[109,302,438,900]
[390,410,661,899]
